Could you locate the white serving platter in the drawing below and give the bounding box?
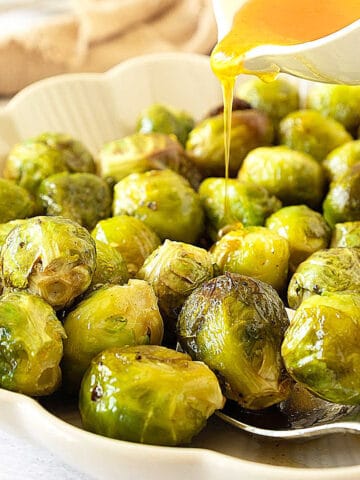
[1,52,360,480]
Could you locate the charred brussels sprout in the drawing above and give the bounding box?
[92,215,160,277]
[89,240,129,290]
[98,133,201,189]
[112,170,204,244]
[79,345,224,445]
[38,172,112,230]
[282,292,360,404]
[1,216,96,310]
[34,132,96,173]
[331,222,360,248]
[323,140,360,182]
[136,104,194,146]
[0,179,34,223]
[210,227,289,292]
[137,240,214,339]
[237,77,299,126]
[186,110,274,177]
[0,291,65,396]
[238,146,325,208]
[199,178,281,241]
[323,164,360,227]
[306,84,360,134]
[3,141,68,207]
[287,247,360,309]
[266,205,331,272]
[178,273,290,410]
[279,110,352,162]
[62,280,163,389]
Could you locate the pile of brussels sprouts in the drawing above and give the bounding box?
[2,78,360,446]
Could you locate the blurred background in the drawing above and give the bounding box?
[0,0,217,97]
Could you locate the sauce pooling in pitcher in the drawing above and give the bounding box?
[210,0,360,194]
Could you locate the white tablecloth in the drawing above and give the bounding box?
[0,429,93,480]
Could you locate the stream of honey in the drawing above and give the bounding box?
[210,0,360,205]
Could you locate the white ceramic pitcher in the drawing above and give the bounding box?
[212,0,360,84]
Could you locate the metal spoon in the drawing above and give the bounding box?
[216,383,360,439]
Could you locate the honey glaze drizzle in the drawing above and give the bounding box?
[210,0,360,217]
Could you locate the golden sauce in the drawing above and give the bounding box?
[210,0,360,200]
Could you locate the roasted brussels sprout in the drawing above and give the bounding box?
[1,216,96,310]
[62,280,163,389]
[79,345,224,445]
[92,215,161,277]
[89,240,129,290]
[279,110,352,162]
[210,226,289,292]
[306,84,360,134]
[136,104,194,146]
[98,133,202,189]
[323,140,360,182]
[199,177,281,240]
[186,109,274,177]
[137,240,214,339]
[178,273,291,410]
[282,292,360,404]
[266,205,331,272]
[0,179,34,223]
[3,141,68,209]
[323,164,360,227]
[34,132,96,173]
[287,247,360,309]
[0,291,65,396]
[331,222,360,248]
[38,172,112,230]
[112,170,204,244]
[0,220,27,251]
[237,77,299,126]
[237,146,325,208]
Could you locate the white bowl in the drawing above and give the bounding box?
[1,52,360,480]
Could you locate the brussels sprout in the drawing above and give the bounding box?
[92,215,160,277]
[0,291,65,396]
[177,273,291,410]
[89,240,129,290]
[62,280,163,389]
[1,216,96,310]
[237,146,325,209]
[323,140,360,183]
[186,109,274,177]
[210,226,289,292]
[266,205,331,272]
[237,77,299,126]
[323,164,360,227]
[199,177,281,240]
[34,132,96,173]
[331,222,360,248]
[98,133,202,189]
[3,142,68,209]
[79,345,224,445]
[0,220,27,251]
[306,84,360,134]
[282,292,360,404]
[279,110,352,162]
[206,97,252,117]
[0,179,34,223]
[112,170,204,244]
[136,104,194,147]
[38,172,112,230]
[287,247,360,309]
[137,240,214,340]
